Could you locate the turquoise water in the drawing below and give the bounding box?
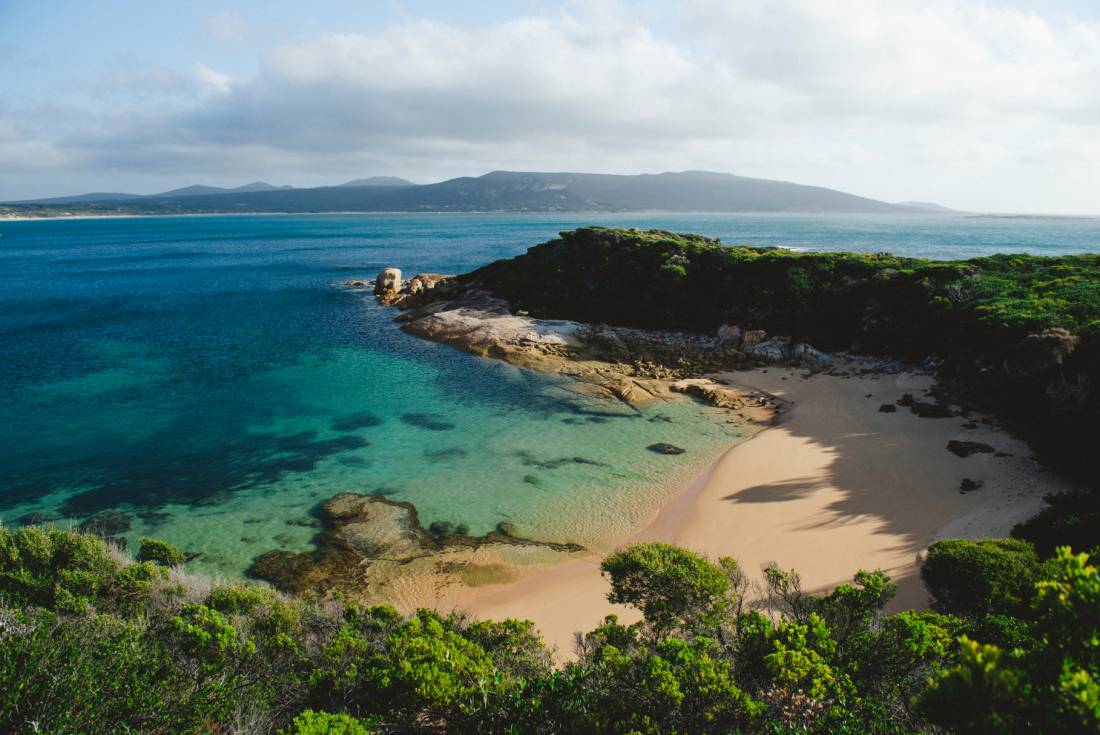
[2,212,1098,577]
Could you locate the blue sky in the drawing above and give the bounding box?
[2,1,1099,212]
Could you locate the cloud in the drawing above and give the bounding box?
[3,0,1100,211]
[193,64,233,95]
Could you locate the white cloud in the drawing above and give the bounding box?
[3,1,1100,212]
[193,63,232,95]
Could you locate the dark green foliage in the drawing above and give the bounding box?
[1013,491,1100,558]
[137,536,185,566]
[1,526,1096,732]
[549,620,763,734]
[0,606,268,734]
[919,547,1100,733]
[467,227,1100,488]
[921,538,1041,617]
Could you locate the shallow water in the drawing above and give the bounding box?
[2,212,1097,577]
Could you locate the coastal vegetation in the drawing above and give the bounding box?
[2,525,1097,733]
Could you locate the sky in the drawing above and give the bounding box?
[2,0,1099,213]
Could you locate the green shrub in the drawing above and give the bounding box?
[1013,491,1100,558]
[0,607,248,734]
[601,542,737,634]
[207,582,273,614]
[136,537,185,567]
[0,525,161,614]
[280,709,379,734]
[921,538,1041,617]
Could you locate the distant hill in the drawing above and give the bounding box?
[3,171,928,215]
[11,181,292,205]
[13,191,146,205]
[340,176,416,187]
[158,182,293,197]
[894,200,961,213]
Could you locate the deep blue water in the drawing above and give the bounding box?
[2,212,1098,575]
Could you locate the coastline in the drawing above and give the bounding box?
[441,365,1076,657]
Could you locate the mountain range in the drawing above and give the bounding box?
[2,171,951,215]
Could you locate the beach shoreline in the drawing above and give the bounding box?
[440,364,1076,657]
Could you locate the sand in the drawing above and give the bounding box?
[444,366,1078,658]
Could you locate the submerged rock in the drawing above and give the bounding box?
[647,443,686,455]
[248,492,583,597]
[78,510,133,537]
[400,413,456,431]
[947,440,995,458]
[15,511,60,527]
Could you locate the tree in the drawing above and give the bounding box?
[600,542,738,634]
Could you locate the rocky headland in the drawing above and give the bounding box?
[361,263,834,415]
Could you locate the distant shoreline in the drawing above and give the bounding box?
[1,210,962,222]
[4,210,1097,222]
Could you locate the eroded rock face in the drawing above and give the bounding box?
[248,492,583,598]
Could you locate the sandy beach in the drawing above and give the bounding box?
[445,365,1078,656]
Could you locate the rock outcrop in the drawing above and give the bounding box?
[362,267,836,379]
[373,267,403,304]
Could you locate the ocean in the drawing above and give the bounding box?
[2,212,1098,577]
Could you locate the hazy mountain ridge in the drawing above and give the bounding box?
[339,176,416,187]
[3,171,945,214]
[894,200,962,213]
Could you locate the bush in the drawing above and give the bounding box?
[280,709,378,734]
[1013,491,1100,558]
[137,537,185,567]
[0,526,161,614]
[601,542,737,634]
[0,607,249,734]
[921,538,1041,617]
